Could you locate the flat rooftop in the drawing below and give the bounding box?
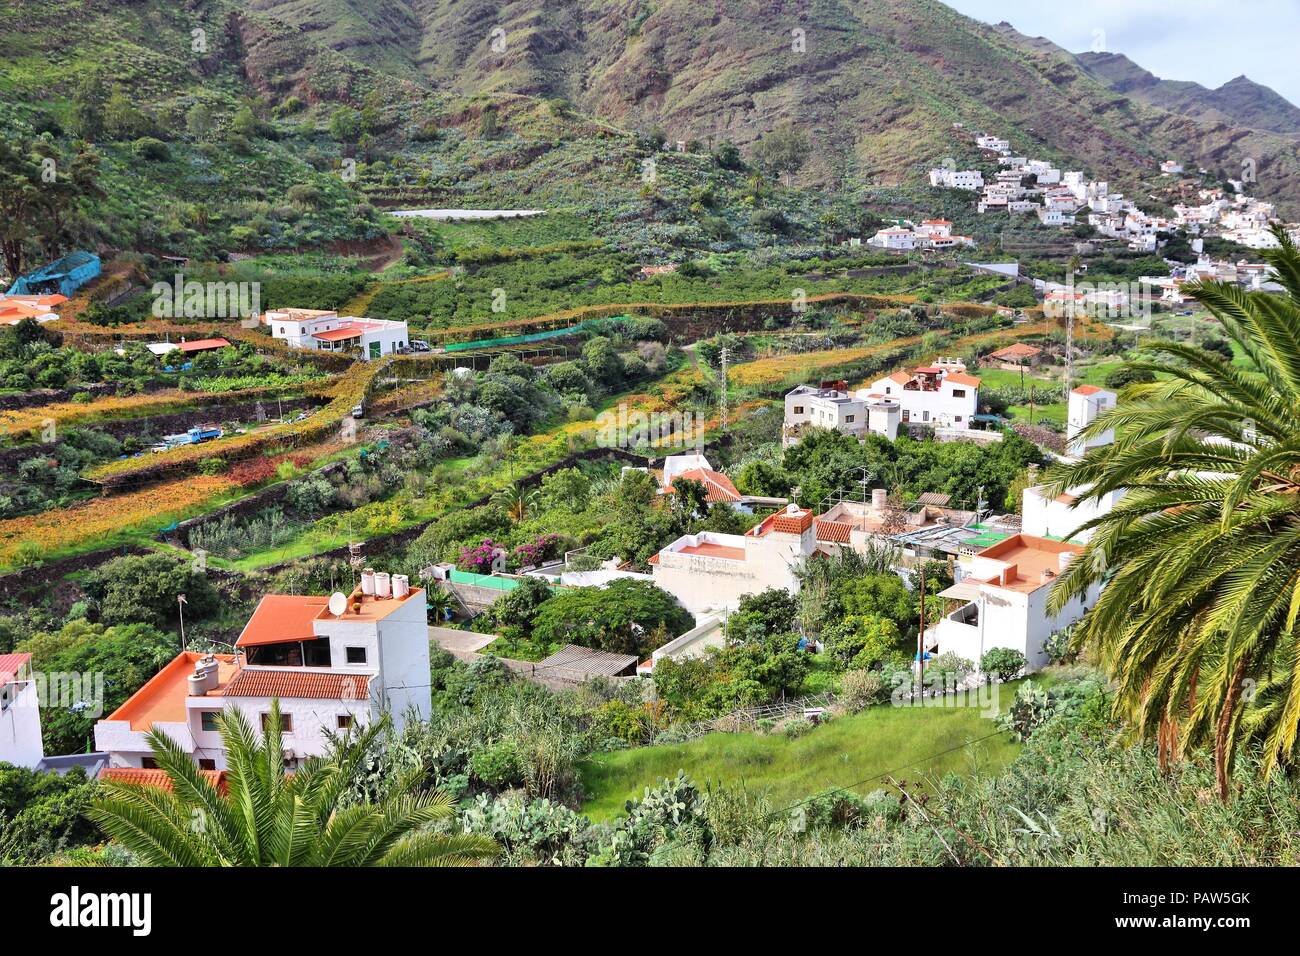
[106,652,238,730]
[971,533,1082,593]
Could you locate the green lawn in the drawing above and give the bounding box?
[580,681,1031,821]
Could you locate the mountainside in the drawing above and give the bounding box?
[1075,51,1300,138]
[249,0,1300,216]
[2,0,1298,270]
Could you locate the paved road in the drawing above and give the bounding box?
[428,626,496,661]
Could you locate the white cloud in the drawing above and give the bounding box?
[941,0,1300,106]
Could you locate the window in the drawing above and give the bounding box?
[952,389,966,398]
[845,415,855,423]
[884,387,892,394]
[793,405,804,414]
[278,327,285,335]
[200,711,220,732]
[198,758,216,771]
[337,714,353,730]
[346,646,368,665]
[141,757,159,769]
[262,712,293,733]
[955,415,963,423]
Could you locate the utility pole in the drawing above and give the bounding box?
[177,593,188,653]
[1065,297,1075,393]
[918,566,926,698]
[719,346,729,431]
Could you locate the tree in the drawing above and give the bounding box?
[823,614,902,670]
[492,483,537,524]
[483,576,553,640]
[1045,225,1300,801]
[90,707,498,866]
[538,467,591,512]
[838,574,914,628]
[531,579,693,657]
[1104,365,1156,390]
[69,72,106,140]
[84,553,220,629]
[0,138,102,279]
[750,123,810,187]
[18,620,175,754]
[726,588,799,643]
[981,647,1027,682]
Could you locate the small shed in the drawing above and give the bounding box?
[536,645,639,680]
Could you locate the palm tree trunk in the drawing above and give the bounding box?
[1215,657,1249,803]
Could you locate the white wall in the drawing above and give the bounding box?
[0,681,43,769]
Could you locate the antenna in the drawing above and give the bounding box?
[328,592,348,617]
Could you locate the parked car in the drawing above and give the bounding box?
[351,403,365,419]
[410,340,432,352]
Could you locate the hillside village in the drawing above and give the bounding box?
[2,0,1300,892]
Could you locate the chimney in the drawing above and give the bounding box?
[361,568,376,596]
[1040,568,1056,585]
[1058,552,1074,573]
[375,571,392,599]
[392,574,410,599]
[871,488,887,513]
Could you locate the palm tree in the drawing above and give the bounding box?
[90,703,498,866]
[1045,225,1300,801]
[493,483,536,524]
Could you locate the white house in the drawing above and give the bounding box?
[1022,482,1124,544]
[929,168,984,190]
[868,227,919,250]
[784,383,899,445]
[94,573,430,772]
[783,383,867,444]
[862,362,981,430]
[650,504,818,616]
[263,308,409,360]
[1160,160,1184,175]
[0,653,43,769]
[1067,385,1116,457]
[927,534,1100,673]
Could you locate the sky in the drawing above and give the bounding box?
[941,1,1300,107]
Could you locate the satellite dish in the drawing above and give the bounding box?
[328,592,348,617]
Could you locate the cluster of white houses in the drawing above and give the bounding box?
[867,219,975,251]
[944,127,1297,254]
[782,357,982,445]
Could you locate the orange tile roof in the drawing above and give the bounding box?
[666,467,742,503]
[100,767,229,795]
[815,519,853,543]
[1072,384,1104,395]
[236,594,330,648]
[989,343,1042,359]
[885,371,912,384]
[312,327,364,342]
[106,652,238,730]
[222,670,369,701]
[177,337,231,352]
[0,652,32,684]
[945,372,982,387]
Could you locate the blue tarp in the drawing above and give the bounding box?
[7,250,101,297]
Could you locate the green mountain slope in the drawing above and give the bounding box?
[252,0,1300,215]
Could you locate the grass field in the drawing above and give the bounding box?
[579,681,1033,821]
